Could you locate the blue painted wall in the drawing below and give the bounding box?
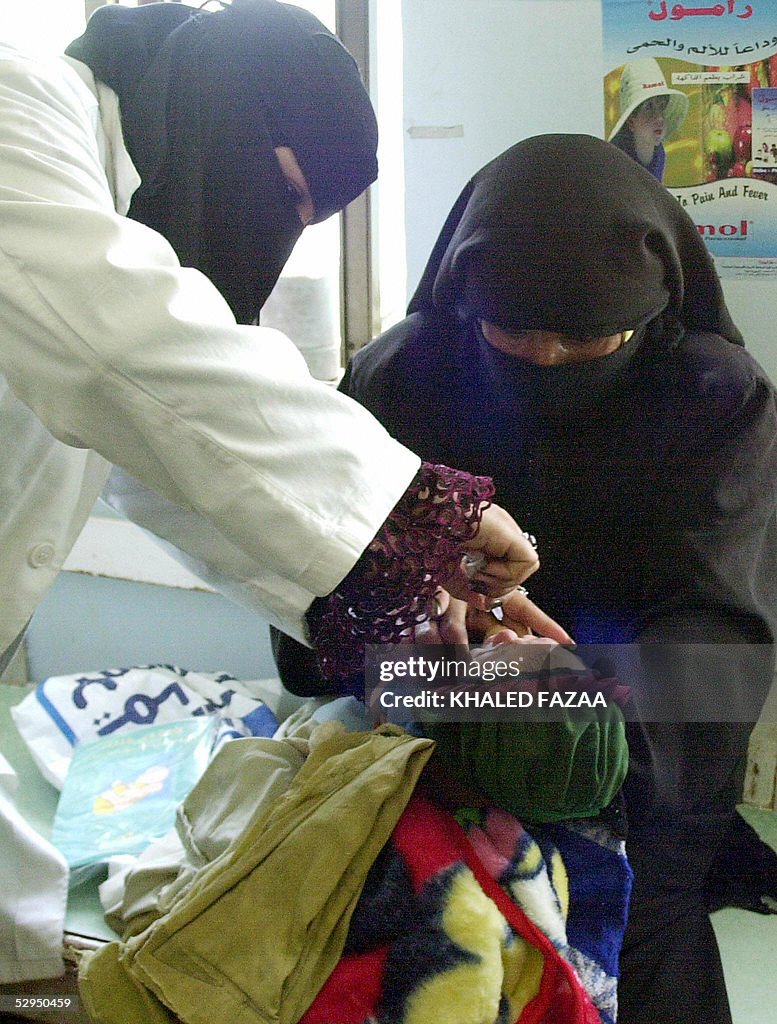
[26,573,277,683]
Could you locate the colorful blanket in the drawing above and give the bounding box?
[301,795,632,1024]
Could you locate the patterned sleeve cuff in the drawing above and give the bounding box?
[306,462,495,682]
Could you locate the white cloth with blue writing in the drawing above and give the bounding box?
[10,665,279,789]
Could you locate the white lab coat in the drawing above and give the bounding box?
[0,43,420,652]
[0,753,69,983]
[0,41,419,986]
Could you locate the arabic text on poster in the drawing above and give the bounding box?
[603,0,777,274]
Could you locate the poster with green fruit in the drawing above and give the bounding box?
[604,0,777,273]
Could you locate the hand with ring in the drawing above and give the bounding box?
[446,504,540,605]
[409,586,572,646]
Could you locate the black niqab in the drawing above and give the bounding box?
[409,134,743,346]
[66,0,379,324]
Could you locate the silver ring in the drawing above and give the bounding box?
[486,585,529,612]
[521,532,538,550]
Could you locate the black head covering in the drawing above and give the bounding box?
[409,134,743,346]
[67,0,378,323]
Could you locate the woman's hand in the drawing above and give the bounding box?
[436,499,570,641]
[475,586,573,645]
[412,588,573,646]
[446,502,540,602]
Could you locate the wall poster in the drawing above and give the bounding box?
[603,0,777,275]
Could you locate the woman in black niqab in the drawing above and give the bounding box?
[270,133,777,1024]
[409,133,742,343]
[338,135,777,1024]
[67,0,379,324]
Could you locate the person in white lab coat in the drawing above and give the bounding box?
[0,0,564,675]
[0,0,568,984]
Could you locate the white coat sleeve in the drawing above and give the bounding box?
[101,465,321,644]
[0,50,420,603]
[0,755,68,983]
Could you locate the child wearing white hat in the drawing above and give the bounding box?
[609,57,689,182]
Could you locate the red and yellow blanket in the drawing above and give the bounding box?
[302,794,630,1024]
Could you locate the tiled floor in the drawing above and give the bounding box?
[712,805,777,1023]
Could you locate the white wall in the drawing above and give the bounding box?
[401,0,777,381]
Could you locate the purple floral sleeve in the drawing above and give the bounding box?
[307,462,495,680]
